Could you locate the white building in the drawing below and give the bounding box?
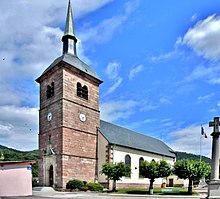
[98,120,176,189]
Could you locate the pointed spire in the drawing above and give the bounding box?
[64,0,75,37]
[62,0,77,56]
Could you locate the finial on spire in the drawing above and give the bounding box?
[64,0,75,37]
[62,0,77,55]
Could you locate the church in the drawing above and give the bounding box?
[36,1,176,190]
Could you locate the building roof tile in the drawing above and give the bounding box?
[100,120,176,158]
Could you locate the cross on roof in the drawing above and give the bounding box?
[209,117,220,134]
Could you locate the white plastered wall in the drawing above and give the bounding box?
[113,145,174,184]
[97,133,175,185]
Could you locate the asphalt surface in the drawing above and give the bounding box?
[0,187,207,199]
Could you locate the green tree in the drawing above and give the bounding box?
[140,160,171,194]
[101,162,131,192]
[0,148,38,177]
[173,159,211,195]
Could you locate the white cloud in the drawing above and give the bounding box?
[159,97,172,105]
[140,101,159,112]
[161,118,174,128]
[0,82,22,106]
[186,65,212,81]
[79,0,139,46]
[105,61,123,94]
[100,100,138,122]
[129,64,144,80]
[81,15,127,45]
[190,13,198,22]
[175,37,182,47]
[73,0,114,18]
[0,106,38,150]
[105,62,121,79]
[107,78,123,94]
[168,124,212,157]
[0,123,13,138]
[209,78,220,85]
[185,64,220,85]
[125,118,157,130]
[76,39,93,66]
[197,93,214,103]
[183,14,220,60]
[150,51,177,63]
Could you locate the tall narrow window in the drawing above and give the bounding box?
[47,82,54,99]
[77,82,88,100]
[139,157,144,178]
[48,135,51,144]
[82,85,88,100]
[125,155,131,177]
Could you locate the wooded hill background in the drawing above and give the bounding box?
[0,144,211,177]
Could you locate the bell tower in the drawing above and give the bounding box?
[36,0,102,189]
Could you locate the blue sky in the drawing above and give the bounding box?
[1,0,220,157]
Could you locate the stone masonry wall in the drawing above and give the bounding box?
[62,155,97,188]
[61,67,100,187]
[38,62,101,189]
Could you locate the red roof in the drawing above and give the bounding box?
[0,161,35,166]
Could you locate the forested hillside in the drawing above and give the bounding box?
[0,145,211,178]
[0,145,38,177]
[176,151,211,164]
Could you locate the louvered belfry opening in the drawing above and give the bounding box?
[77,82,88,100]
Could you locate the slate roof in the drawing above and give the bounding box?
[99,120,176,158]
[36,53,102,82]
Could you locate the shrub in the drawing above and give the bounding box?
[87,182,104,192]
[32,178,39,187]
[81,185,89,191]
[66,179,84,190]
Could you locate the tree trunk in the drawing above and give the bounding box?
[149,179,154,189]
[112,180,116,192]
[188,178,193,195]
[149,178,154,194]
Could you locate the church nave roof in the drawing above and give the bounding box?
[99,120,176,158]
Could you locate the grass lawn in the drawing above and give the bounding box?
[116,187,198,195]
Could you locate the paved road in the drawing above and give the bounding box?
[0,187,207,199]
[0,193,206,199]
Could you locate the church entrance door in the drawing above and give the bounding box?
[169,179,174,187]
[49,165,53,187]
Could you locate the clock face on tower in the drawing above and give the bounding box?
[79,113,86,122]
[47,112,52,121]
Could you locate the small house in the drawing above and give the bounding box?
[0,161,35,197]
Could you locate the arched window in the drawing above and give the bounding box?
[82,85,88,100]
[47,82,54,99]
[77,82,88,100]
[125,155,131,177]
[139,157,144,178]
[77,82,82,97]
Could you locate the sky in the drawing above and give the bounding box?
[1,0,220,158]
